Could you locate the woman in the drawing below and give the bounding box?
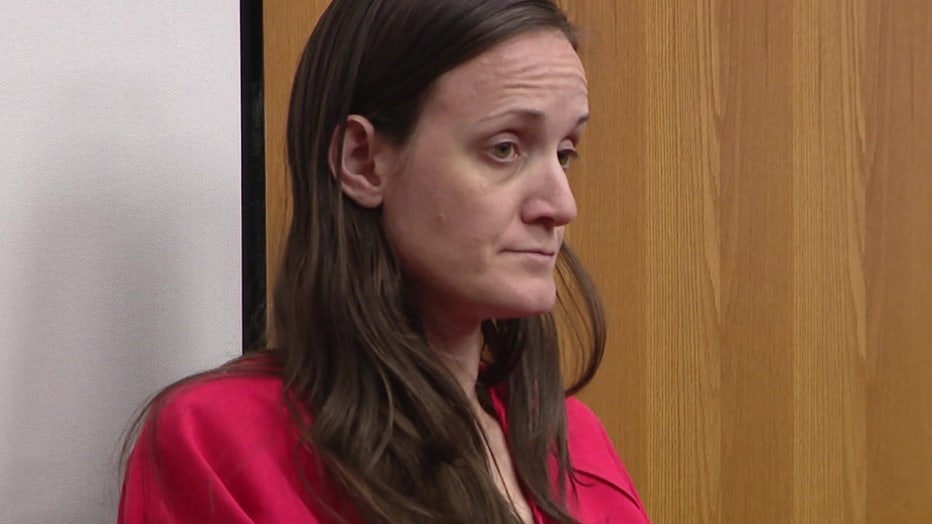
[118,0,650,522]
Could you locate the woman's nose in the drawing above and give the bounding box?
[521,154,578,227]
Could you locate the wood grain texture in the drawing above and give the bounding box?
[863,1,932,522]
[560,0,654,511]
[263,0,332,305]
[713,2,796,522]
[264,1,932,522]
[791,2,866,521]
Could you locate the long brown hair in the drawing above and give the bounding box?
[127,1,606,522]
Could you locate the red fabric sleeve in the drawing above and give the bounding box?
[564,397,651,523]
[117,378,323,523]
[118,404,254,522]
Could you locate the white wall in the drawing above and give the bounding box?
[0,2,242,522]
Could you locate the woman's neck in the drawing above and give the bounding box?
[422,313,484,404]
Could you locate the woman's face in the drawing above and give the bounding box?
[381,30,589,328]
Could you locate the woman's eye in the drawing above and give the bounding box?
[558,149,579,170]
[490,142,518,161]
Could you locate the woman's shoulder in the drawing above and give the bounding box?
[562,396,651,522]
[563,396,627,475]
[141,370,293,453]
[119,371,321,522]
[156,372,285,420]
[145,351,289,428]
[563,396,603,430]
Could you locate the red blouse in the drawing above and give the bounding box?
[119,375,650,523]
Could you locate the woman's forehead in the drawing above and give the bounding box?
[427,31,589,121]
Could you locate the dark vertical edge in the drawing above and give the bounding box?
[240,0,266,353]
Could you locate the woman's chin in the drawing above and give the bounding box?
[485,287,558,319]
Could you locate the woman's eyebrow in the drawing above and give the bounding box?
[477,108,590,125]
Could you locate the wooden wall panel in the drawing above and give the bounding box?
[711,2,796,522]
[262,0,331,304]
[559,0,654,513]
[264,1,932,522]
[791,2,866,521]
[863,1,932,521]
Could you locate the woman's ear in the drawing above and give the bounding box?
[328,114,388,208]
